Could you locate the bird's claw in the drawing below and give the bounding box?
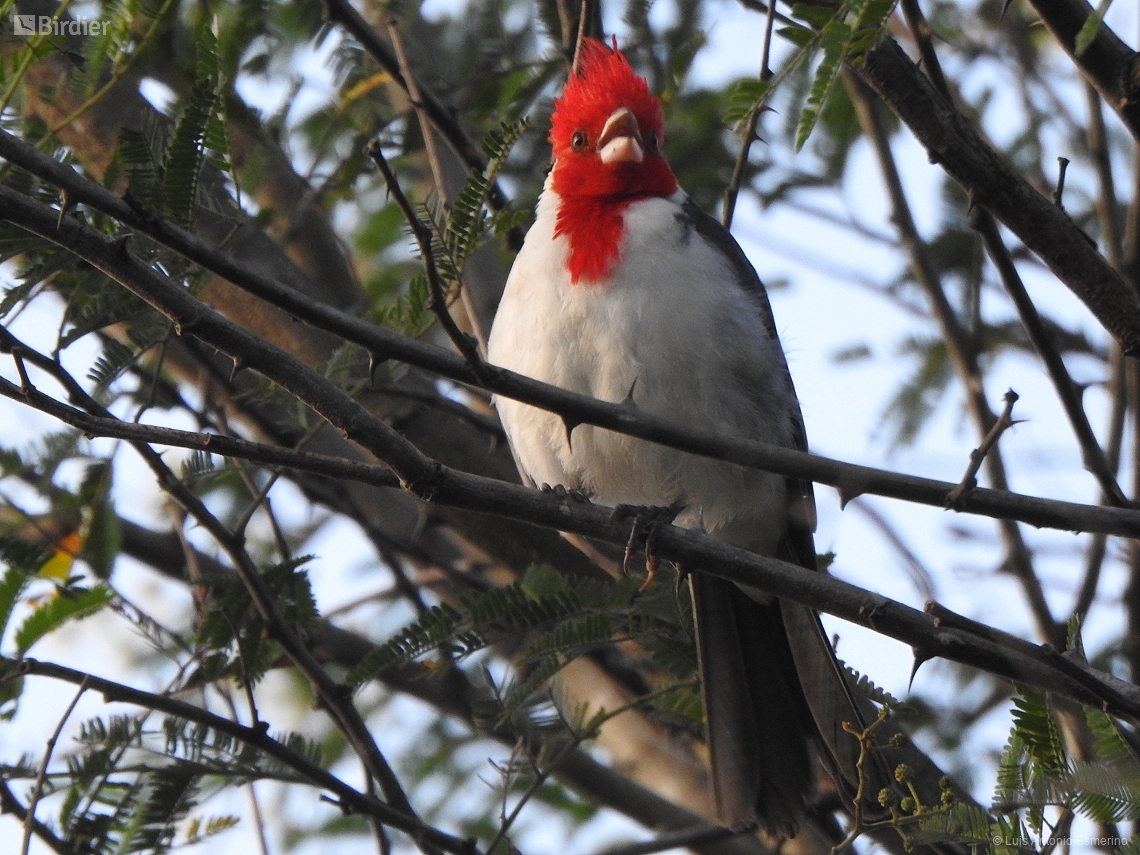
[540,483,591,503]
[609,503,679,590]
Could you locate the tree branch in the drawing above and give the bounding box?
[1,147,1138,541]
[1022,0,1140,140]
[3,336,1140,721]
[857,37,1140,356]
[0,656,477,855]
[845,71,1057,645]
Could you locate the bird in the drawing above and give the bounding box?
[486,37,872,837]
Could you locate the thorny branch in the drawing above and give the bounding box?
[970,207,1127,506]
[1022,0,1140,140]
[0,330,429,849]
[945,390,1020,507]
[0,144,1136,539]
[364,138,485,371]
[845,70,1057,645]
[857,36,1140,355]
[1,256,1140,720]
[0,656,478,855]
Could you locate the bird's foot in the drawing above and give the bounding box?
[609,503,680,591]
[540,483,591,503]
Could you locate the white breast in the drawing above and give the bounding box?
[487,187,797,553]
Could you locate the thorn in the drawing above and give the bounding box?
[112,233,132,257]
[562,416,579,451]
[230,357,245,381]
[908,649,933,689]
[56,191,75,230]
[319,793,352,815]
[173,318,198,337]
[368,351,388,384]
[622,379,638,407]
[836,481,866,509]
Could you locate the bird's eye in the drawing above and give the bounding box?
[571,130,588,151]
[647,130,660,149]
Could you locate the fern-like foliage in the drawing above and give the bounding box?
[193,555,317,688]
[347,568,699,730]
[163,19,222,227]
[441,117,529,274]
[45,712,323,853]
[375,118,528,336]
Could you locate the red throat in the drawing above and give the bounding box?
[549,39,678,285]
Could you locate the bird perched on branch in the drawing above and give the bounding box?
[487,38,872,837]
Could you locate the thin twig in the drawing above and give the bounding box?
[845,71,1058,645]
[0,332,426,847]
[946,390,1020,507]
[0,778,95,855]
[218,689,272,855]
[722,0,776,229]
[382,19,489,353]
[320,0,506,214]
[849,499,936,601]
[1053,156,1071,209]
[6,351,1140,721]
[571,0,591,74]
[385,19,448,204]
[1075,81,1130,620]
[364,139,485,374]
[591,824,754,855]
[22,677,89,855]
[0,656,477,855]
[969,206,1128,506]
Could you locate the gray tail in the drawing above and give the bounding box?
[690,573,886,837]
[690,572,814,836]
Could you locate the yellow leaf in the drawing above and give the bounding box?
[342,71,391,106]
[38,531,85,581]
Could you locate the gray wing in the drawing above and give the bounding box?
[678,197,889,828]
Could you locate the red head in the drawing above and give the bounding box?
[549,39,678,284]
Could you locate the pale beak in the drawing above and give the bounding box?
[597,107,644,164]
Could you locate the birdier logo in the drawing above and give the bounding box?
[12,13,109,36]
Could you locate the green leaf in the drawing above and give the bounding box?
[796,20,852,151]
[1010,689,1066,776]
[778,25,816,48]
[1076,0,1114,56]
[1068,759,1140,822]
[355,203,406,254]
[724,78,771,126]
[791,2,840,29]
[1086,708,1138,766]
[14,585,114,655]
[87,338,138,391]
[0,567,32,646]
[82,498,121,580]
[163,18,221,226]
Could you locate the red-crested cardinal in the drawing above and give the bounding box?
[487,38,867,836]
